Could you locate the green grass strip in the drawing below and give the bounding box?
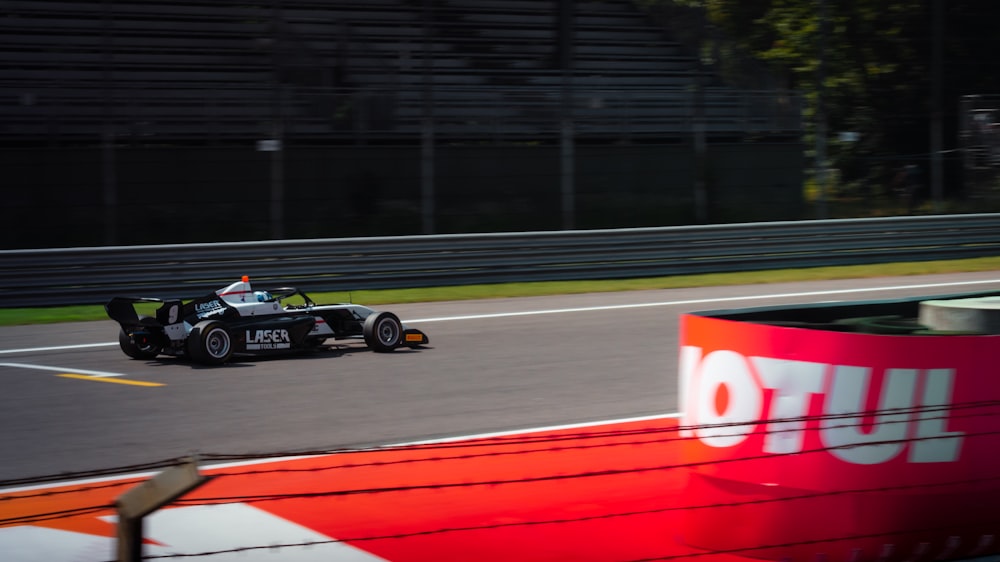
[2,256,1000,326]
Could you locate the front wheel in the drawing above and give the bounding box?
[188,321,233,365]
[363,312,403,352]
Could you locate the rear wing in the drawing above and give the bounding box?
[105,297,182,327]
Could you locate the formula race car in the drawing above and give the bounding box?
[105,276,429,365]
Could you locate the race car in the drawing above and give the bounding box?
[105,276,429,365]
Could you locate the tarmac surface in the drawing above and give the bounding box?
[2,272,998,483]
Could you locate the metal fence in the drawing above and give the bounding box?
[2,214,999,308]
[1,84,802,143]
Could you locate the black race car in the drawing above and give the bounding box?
[105,276,429,365]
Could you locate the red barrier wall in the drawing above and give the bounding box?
[0,417,743,562]
[678,310,1000,561]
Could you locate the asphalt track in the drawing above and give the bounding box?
[2,272,999,483]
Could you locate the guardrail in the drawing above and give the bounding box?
[2,214,999,308]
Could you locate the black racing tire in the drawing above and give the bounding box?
[118,316,162,360]
[363,311,403,352]
[187,320,233,365]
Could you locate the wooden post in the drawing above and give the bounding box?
[115,457,207,562]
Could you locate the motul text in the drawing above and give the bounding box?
[678,346,965,465]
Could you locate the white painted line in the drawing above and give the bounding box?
[0,362,128,378]
[405,278,1000,323]
[0,412,683,494]
[391,412,683,446]
[2,279,999,354]
[0,342,116,355]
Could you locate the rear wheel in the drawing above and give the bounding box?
[363,312,403,352]
[188,321,233,365]
[118,316,162,360]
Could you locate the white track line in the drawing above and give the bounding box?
[0,362,128,378]
[0,342,116,355]
[2,279,999,355]
[405,278,1000,323]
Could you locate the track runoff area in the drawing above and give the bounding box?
[4,277,1000,561]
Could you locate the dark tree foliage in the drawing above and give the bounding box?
[643,0,1000,195]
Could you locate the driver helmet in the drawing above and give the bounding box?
[254,291,273,302]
